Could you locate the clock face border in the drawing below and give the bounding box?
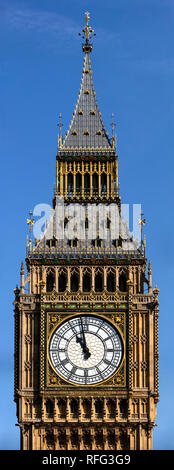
[41,311,126,391]
[48,314,123,386]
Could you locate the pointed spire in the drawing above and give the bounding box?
[57,12,114,155]
[61,52,111,152]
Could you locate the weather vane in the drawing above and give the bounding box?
[79,12,96,53]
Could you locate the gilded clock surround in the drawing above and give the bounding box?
[44,311,126,390]
[14,12,159,451]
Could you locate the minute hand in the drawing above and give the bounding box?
[80,316,86,348]
[76,317,91,360]
[80,317,91,360]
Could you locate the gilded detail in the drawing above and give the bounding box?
[14,12,159,451]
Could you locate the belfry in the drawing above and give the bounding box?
[14,12,159,450]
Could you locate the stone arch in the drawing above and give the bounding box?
[95,398,103,415]
[82,268,92,292]
[95,268,104,292]
[70,268,79,292]
[45,399,54,416]
[68,173,73,193]
[119,270,127,292]
[84,172,90,192]
[107,268,116,292]
[76,172,82,192]
[57,398,66,418]
[58,268,67,292]
[93,172,98,192]
[70,398,78,415]
[101,172,107,193]
[46,269,55,292]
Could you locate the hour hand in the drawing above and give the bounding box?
[83,348,91,360]
[76,335,84,346]
[76,334,91,360]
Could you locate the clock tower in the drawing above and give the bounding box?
[14,13,159,450]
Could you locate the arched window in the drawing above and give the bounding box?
[76,173,82,192]
[119,399,127,416]
[101,173,107,193]
[95,271,103,292]
[58,271,67,292]
[68,173,73,194]
[119,273,127,292]
[58,399,66,417]
[71,272,79,292]
[82,399,91,417]
[95,399,103,415]
[45,399,54,416]
[70,399,78,414]
[83,272,91,292]
[93,173,98,192]
[46,271,55,292]
[84,173,90,192]
[107,272,115,292]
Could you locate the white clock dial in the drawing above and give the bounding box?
[49,315,123,385]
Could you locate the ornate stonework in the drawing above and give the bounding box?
[14,13,159,450]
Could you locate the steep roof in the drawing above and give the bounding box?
[61,53,112,151]
[62,53,112,149]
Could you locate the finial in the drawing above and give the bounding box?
[27,210,34,255]
[148,260,152,272]
[144,234,146,257]
[153,284,160,303]
[110,113,116,149]
[79,12,96,53]
[20,261,24,274]
[138,212,146,255]
[14,285,20,299]
[57,113,64,149]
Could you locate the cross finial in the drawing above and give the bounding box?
[85,12,90,40]
[79,12,96,54]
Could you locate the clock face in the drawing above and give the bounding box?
[49,315,123,385]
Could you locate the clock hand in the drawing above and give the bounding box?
[76,317,91,360]
[76,316,85,346]
[80,317,91,360]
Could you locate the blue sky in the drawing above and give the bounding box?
[0,0,174,450]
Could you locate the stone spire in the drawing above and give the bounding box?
[59,12,112,154]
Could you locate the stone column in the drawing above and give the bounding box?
[73,162,76,197]
[79,267,83,292]
[104,267,107,291]
[98,161,101,197]
[65,162,68,197]
[60,162,63,196]
[90,162,93,197]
